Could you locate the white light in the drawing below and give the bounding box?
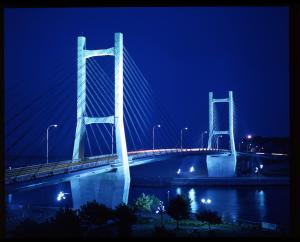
[54,124,58,127]
[190,166,194,172]
[260,164,263,169]
[177,168,181,175]
[57,191,65,202]
[247,135,252,139]
[157,124,161,128]
[201,198,205,204]
[185,127,188,130]
[207,199,211,204]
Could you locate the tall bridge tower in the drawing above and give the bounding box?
[72,33,130,185]
[206,91,237,177]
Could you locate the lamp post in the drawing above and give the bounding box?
[47,124,58,164]
[201,131,208,148]
[111,124,114,155]
[201,198,211,211]
[246,134,252,152]
[239,140,244,151]
[152,124,161,150]
[180,127,188,150]
[216,135,222,150]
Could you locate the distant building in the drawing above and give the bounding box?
[240,136,289,153]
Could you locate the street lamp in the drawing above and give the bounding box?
[180,127,188,150]
[246,134,252,152]
[47,124,58,164]
[201,131,208,148]
[155,201,166,227]
[111,124,114,155]
[152,124,161,150]
[239,140,244,151]
[216,135,222,150]
[201,198,211,210]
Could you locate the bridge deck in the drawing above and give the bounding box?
[5,148,287,186]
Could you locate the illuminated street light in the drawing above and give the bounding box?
[260,164,263,169]
[201,130,208,148]
[239,140,244,151]
[155,201,166,227]
[190,166,195,172]
[201,198,212,210]
[180,127,188,150]
[216,135,223,150]
[177,168,181,175]
[47,124,58,164]
[111,124,114,155]
[152,124,161,150]
[246,134,252,152]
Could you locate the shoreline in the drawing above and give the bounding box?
[131,176,290,187]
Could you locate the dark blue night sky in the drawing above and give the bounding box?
[4,7,289,164]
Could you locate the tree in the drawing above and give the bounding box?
[79,200,112,226]
[134,193,152,212]
[49,208,82,237]
[196,210,222,231]
[113,203,137,236]
[134,193,160,213]
[166,194,191,229]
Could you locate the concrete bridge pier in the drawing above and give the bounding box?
[206,154,237,177]
[70,169,129,209]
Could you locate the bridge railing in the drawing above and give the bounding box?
[5,154,118,185]
[127,148,230,160]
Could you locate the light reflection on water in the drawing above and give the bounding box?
[188,188,197,212]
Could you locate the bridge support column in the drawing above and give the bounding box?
[70,170,129,209]
[206,91,237,177]
[114,33,130,194]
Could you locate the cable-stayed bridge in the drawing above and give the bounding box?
[5,33,288,208]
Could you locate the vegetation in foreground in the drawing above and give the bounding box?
[9,194,283,238]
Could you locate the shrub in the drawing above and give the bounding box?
[196,209,222,231]
[49,208,82,237]
[79,200,112,226]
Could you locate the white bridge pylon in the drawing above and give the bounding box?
[207,91,237,177]
[72,33,130,183]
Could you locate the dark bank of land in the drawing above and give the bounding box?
[5,208,286,238]
[131,176,290,188]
